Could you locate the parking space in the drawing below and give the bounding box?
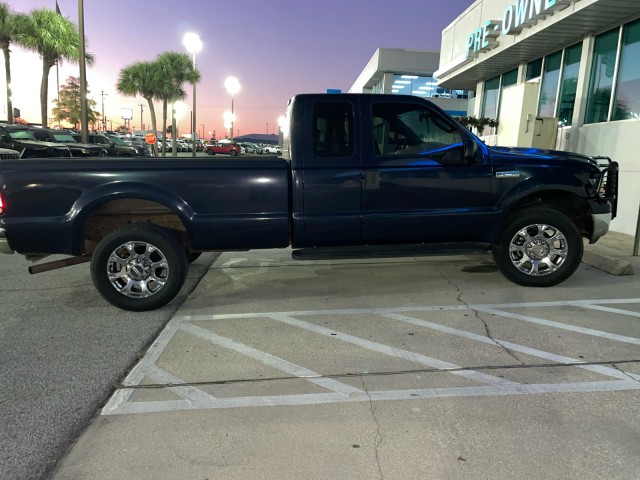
[53,250,640,480]
[103,296,640,416]
[96,250,640,416]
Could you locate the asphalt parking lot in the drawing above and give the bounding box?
[53,248,640,480]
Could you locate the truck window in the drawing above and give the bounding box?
[312,102,354,158]
[372,103,465,164]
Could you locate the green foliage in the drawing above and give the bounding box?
[13,7,95,126]
[454,115,499,134]
[0,2,28,123]
[52,76,99,129]
[117,53,200,156]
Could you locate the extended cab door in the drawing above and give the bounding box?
[361,97,495,244]
[293,98,362,247]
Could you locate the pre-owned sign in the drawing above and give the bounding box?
[466,0,578,58]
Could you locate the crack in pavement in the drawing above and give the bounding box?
[119,359,640,389]
[436,267,526,365]
[362,376,385,480]
[611,363,640,384]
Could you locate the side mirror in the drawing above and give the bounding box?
[464,136,480,165]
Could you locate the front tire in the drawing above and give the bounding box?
[91,224,188,311]
[492,208,583,287]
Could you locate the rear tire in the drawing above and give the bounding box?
[91,223,188,311]
[492,208,583,287]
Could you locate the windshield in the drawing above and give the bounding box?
[108,136,127,146]
[8,130,36,140]
[52,133,78,142]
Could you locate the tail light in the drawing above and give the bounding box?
[0,192,4,215]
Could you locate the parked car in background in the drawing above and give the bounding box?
[263,145,281,154]
[107,134,152,156]
[73,133,137,157]
[0,147,20,160]
[0,124,71,158]
[30,128,106,158]
[177,140,191,152]
[119,136,153,156]
[204,142,241,156]
[239,143,261,154]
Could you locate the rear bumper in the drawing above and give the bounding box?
[0,228,14,254]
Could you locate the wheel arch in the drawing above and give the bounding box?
[500,189,593,241]
[70,183,195,255]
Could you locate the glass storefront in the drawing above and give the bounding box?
[612,19,640,120]
[538,51,562,117]
[391,74,469,99]
[585,28,619,124]
[557,43,583,126]
[482,76,501,119]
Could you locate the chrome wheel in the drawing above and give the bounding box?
[106,241,169,298]
[508,223,568,276]
[493,208,582,287]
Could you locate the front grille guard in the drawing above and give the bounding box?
[591,156,619,219]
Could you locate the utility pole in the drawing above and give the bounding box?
[100,91,108,131]
[78,0,88,143]
[139,103,145,131]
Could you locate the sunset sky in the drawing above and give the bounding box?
[4,0,471,138]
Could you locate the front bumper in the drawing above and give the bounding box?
[0,228,14,254]
[590,212,611,244]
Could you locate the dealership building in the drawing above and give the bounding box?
[351,0,639,237]
[349,48,472,117]
[435,0,639,235]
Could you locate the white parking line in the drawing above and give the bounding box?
[180,321,363,397]
[102,298,640,416]
[475,307,640,346]
[270,314,519,388]
[384,313,639,381]
[103,379,640,416]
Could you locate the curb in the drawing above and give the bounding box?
[582,251,634,276]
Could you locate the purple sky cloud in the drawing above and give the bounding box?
[7,0,470,137]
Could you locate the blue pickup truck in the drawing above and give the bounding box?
[0,94,618,311]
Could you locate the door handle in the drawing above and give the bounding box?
[363,170,380,189]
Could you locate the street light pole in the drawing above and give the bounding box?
[224,76,240,142]
[183,33,202,158]
[78,0,88,143]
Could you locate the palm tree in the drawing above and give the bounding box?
[0,3,27,124]
[117,61,161,155]
[156,51,200,157]
[13,7,94,127]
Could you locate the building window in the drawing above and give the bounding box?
[390,74,471,99]
[612,19,640,121]
[482,76,501,119]
[538,51,562,117]
[502,68,518,88]
[585,28,619,124]
[557,43,582,126]
[526,58,543,81]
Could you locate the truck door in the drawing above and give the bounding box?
[293,99,362,247]
[361,98,495,244]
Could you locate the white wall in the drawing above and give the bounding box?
[575,121,640,236]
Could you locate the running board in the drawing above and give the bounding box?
[292,243,490,261]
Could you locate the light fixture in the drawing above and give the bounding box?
[183,32,202,157]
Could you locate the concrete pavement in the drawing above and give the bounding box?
[51,233,640,480]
